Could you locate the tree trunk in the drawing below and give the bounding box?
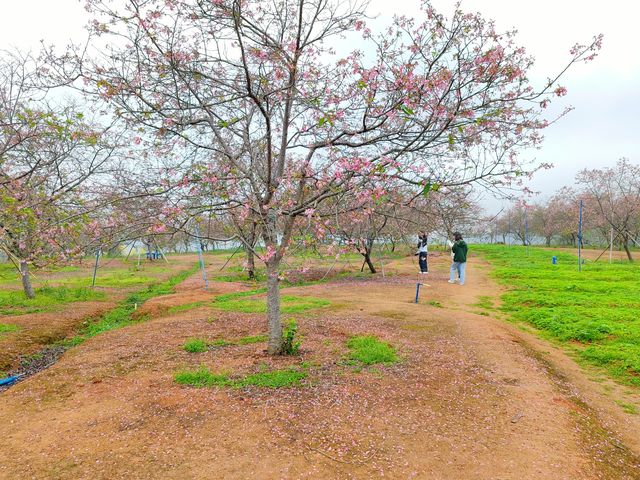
[245,245,256,279]
[623,240,634,262]
[362,251,377,274]
[264,208,283,355]
[545,235,552,247]
[266,262,283,354]
[20,260,35,299]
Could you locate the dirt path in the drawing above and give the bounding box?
[0,254,638,479]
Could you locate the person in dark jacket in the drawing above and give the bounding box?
[448,232,468,285]
[415,233,428,274]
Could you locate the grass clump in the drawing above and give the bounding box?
[236,369,306,388]
[0,323,19,335]
[174,366,306,389]
[346,335,398,365]
[174,367,230,387]
[183,338,208,353]
[427,300,443,308]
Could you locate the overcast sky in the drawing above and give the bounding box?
[2,0,638,211]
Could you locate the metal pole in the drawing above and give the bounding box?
[124,241,136,261]
[578,200,583,272]
[154,241,169,264]
[525,209,529,256]
[414,282,421,304]
[219,244,242,271]
[91,248,101,287]
[195,226,209,290]
[609,228,614,263]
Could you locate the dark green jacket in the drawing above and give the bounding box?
[452,240,468,263]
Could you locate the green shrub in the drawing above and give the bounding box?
[282,320,301,355]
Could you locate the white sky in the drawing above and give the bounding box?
[2,0,638,211]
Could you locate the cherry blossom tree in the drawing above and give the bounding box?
[0,51,121,297]
[64,0,601,353]
[577,159,640,261]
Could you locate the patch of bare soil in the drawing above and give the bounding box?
[0,254,638,479]
[0,301,114,371]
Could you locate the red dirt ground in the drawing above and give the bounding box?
[0,253,639,479]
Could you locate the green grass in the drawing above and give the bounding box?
[346,335,398,365]
[427,300,443,308]
[183,338,208,353]
[174,367,230,387]
[185,334,267,350]
[237,369,306,388]
[174,366,306,388]
[61,273,156,288]
[212,289,330,314]
[476,245,640,387]
[78,266,198,340]
[0,264,19,285]
[168,301,206,314]
[237,334,267,345]
[0,286,105,315]
[0,323,19,334]
[473,295,494,310]
[615,400,638,415]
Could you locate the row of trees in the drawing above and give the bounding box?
[491,159,640,261]
[1,0,601,352]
